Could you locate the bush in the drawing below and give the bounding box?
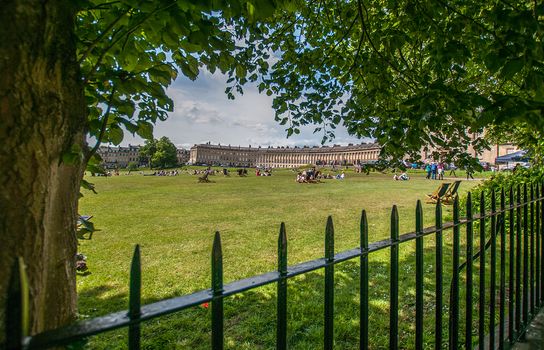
[460,166,544,215]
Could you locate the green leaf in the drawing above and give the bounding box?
[500,57,524,80]
[136,121,154,140]
[107,125,124,145]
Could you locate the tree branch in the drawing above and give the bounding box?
[320,12,358,67]
[85,87,116,163]
[79,1,122,11]
[78,7,131,65]
[356,0,418,91]
[83,2,178,83]
[435,0,515,56]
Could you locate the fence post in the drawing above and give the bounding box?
[465,193,474,349]
[324,216,335,350]
[360,210,369,350]
[435,199,443,350]
[478,191,486,350]
[449,196,460,350]
[128,245,141,350]
[536,183,541,307]
[6,257,29,350]
[530,183,535,315]
[490,190,497,348]
[277,223,287,350]
[516,185,522,335]
[508,187,515,343]
[390,205,399,350]
[541,181,544,305]
[523,184,529,327]
[415,201,424,350]
[212,232,224,350]
[499,188,506,349]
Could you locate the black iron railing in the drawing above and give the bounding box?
[4,182,544,349]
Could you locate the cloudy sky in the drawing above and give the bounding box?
[120,69,367,149]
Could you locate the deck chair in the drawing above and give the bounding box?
[426,183,451,203]
[442,180,462,204]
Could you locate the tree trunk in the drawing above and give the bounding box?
[0,0,86,342]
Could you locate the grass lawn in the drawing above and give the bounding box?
[77,168,484,349]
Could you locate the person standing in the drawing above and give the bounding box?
[466,166,474,180]
[431,162,437,180]
[425,163,432,179]
[437,162,444,180]
[449,163,457,177]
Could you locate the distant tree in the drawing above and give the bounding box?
[153,137,179,168]
[139,139,157,168]
[127,161,139,173]
[140,137,178,168]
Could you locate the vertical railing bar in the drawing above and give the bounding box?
[516,185,522,335]
[128,245,142,350]
[449,196,460,350]
[523,184,529,327]
[490,191,497,349]
[390,205,399,350]
[541,181,544,305]
[360,210,369,350]
[530,183,535,315]
[499,189,506,350]
[479,191,486,350]
[324,216,335,350]
[276,223,288,350]
[212,232,224,350]
[435,199,443,350]
[536,183,541,308]
[466,193,474,350]
[508,187,515,344]
[6,257,29,350]
[415,201,424,350]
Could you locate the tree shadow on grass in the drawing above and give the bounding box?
[79,254,441,350]
[77,229,500,350]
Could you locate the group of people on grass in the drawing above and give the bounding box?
[295,167,345,183]
[255,168,272,176]
[150,170,179,176]
[425,162,446,180]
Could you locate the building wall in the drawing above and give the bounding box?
[98,145,142,168]
[419,133,520,165]
[97,145,190,168]
[189,143,382,168]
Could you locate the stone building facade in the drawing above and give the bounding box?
[419,132,520,165]
[98,145,141,168]
[189,143,381,168]
[97,145,190,168]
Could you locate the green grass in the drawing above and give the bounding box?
[77,168,482,349]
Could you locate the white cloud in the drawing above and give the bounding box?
[118,69,367,149]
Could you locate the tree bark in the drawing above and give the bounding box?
[0,0,86,342]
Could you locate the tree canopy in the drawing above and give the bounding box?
[79,0,544,164]
[139,137,179,168]
[78,0,288,162]
[224,0,544,163]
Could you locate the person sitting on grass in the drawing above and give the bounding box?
[399,172,409,180]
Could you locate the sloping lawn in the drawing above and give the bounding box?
[77,169,480,349]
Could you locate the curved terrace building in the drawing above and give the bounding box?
[189,143,381,168]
